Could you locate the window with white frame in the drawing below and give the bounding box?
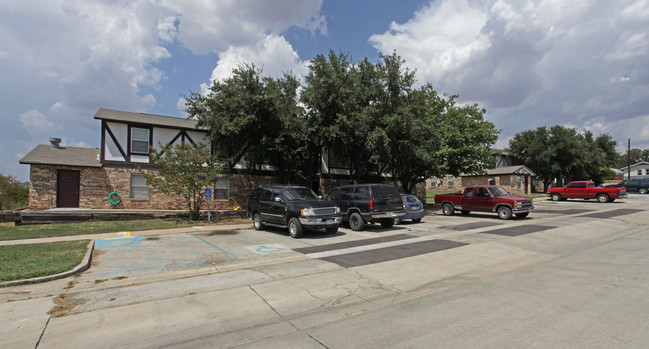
[517,176,522,190]
[214,178,229,200]
[131,127,150,154]
[130,173,149,199]
[448,175,454,187]
[430,177,437,187]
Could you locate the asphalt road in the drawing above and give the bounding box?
[2,194,648,348]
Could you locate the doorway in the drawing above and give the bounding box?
[57,170,80,208]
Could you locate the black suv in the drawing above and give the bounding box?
[326,184,406,231]
[247,185,341,238]
[607,178,649,194]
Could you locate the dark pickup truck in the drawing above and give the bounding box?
[247,185,341,238]
[434,185,534,220]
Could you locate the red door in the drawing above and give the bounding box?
[57,170,80,208]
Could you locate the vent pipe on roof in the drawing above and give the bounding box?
[49,137,61,149]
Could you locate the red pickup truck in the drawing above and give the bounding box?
[547,181,626,202]
[434,185,534,220]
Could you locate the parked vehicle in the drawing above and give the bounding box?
[548,181,627,202]
[326,184,406,231]
[396,194,425,224]
[247,185,341,238]
[606,178,649,194]
[434,185,533,220]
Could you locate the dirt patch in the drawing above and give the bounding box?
[0,290,31,296]
[91,249,106,266]
[199,230,239,236]
[49,293,87,317]
[145,236,161,241]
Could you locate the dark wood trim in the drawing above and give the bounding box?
[103,122,127,160]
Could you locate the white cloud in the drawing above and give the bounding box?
[19,110,61,136]
[161,0,325,54]
[370,0,649,150]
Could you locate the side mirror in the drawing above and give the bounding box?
[274,196,281,202]
[318,195,324,200]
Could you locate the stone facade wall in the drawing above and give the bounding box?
[27,164,276,211]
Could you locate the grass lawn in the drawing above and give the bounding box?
[0,217,250,241]
[0,240,89,282]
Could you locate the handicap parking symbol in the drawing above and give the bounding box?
[247,244,288,254]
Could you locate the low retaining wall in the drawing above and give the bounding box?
[14,210,248,225]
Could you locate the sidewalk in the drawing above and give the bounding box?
[0,223,252,287]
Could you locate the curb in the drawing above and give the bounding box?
[0,240,95,287]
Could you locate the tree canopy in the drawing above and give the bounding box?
[0,172,28,210]
[508,125,617,190]
[185,50,501,193]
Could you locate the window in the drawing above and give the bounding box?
[340,187,353,200]
[489,177,496,185]
[354,186,371,200]
[465,188,474,198]
[130,173,149,199]
[430,177,437,188]
[131,127,150,154]
[517,176,522,190]
[448,176,454,188]
[214,178,229,200]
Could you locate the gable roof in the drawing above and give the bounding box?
[618,162,649,171]
[19,145,101,168]
[463,165,537,177]
[94,108,205,131]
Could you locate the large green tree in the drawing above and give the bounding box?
[185,64,312,184]
[142,143,223,221]
[508,126,617,190]
[303,50,499,192]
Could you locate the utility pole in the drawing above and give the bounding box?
[627,139,631,179]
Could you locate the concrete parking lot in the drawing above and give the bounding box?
[2,194,649,348]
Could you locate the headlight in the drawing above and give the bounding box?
[335,207,340,214]
[514,202,522,208]
[301,208,316,216]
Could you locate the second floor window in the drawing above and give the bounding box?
[131,127,150,154]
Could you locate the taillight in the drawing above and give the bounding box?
[369,199,373,209]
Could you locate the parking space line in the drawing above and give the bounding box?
[191,234,238,259]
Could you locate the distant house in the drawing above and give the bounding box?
[618,162,649,179]
[429,165,536,196]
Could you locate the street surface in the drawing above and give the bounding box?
[2,194,648,348]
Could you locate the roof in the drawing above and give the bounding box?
[618,162,649,171]
[463,165,537,177]
[94,108,205,130]
[19,145,101,168]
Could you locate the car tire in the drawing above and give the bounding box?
[497,206,513,220]
[325,226,338,234]
[597,193,609,203]
[412,218,422,223]
[395,216,402,224]
[442,203,454,216]
[253,213,264,230]
[639,188,648,194]
[460,210,470,215]
[288,217,304,238]
[515,212,529,218]
[349,212,365,231]
[551,193,562,201]
[380,218,394,228]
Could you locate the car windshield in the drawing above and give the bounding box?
[488,186,510,197]
[283,188,319,201]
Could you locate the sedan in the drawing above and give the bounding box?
[396,194,425,224]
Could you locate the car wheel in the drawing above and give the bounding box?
[597,193,609,203]
[497,206,513,220]
[442,203,454,216]
[460,210,470,215]
[325,226,338,234]
[639,188,648,194]
[288,217,303,238]
[515,212,529,218]
[551,193,562,201]
[395,216,402,224]
[412,218,422,223]
[253,213,264,230]
[349,212,365,231]
[380,218,394,228]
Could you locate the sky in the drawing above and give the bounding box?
[1,0,648,181]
